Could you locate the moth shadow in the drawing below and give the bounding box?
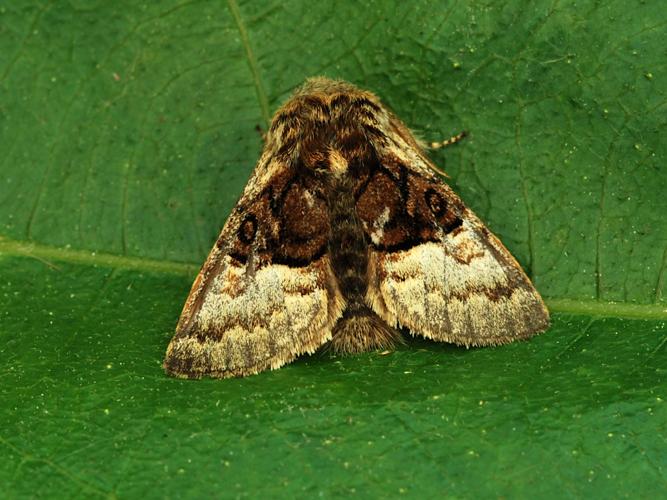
[292,329,470,370]
[281,331,488,405]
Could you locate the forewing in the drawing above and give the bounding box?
[164,161,345,378]
[357,151,549,346]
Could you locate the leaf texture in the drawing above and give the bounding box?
[1,0,665,496]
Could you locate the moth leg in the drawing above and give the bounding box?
[424,130,468,177]
[429,130,467,150]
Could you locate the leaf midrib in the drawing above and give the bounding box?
[0,235,197,276]
[2,235,666,320]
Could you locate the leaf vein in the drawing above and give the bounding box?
[2,235,667,319]
[227,0,271,127]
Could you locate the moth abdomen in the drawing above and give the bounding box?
[329,303,403,355]
[326,168,401,353]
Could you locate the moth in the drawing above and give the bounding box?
[164,77,549,379]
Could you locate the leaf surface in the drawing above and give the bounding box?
[1,1,666,497]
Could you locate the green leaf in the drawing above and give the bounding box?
[1,1,665,497]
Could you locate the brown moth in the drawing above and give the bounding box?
[164,77,550,379]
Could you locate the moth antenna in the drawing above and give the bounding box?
[425,161,449,178]
[254,124,267,144]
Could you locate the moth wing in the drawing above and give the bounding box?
[164,160,345,378]
[357,150,549,346]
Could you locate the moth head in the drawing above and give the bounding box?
[297,77,361,96]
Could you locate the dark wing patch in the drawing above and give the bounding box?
[226,165,330,268]
[353,155,464,250]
